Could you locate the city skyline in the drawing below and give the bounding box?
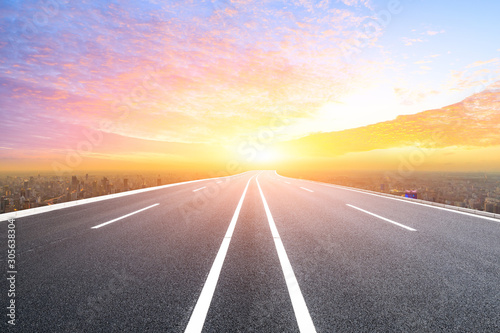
[2,170,500,215]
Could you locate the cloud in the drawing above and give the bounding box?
[277,86,500,159]
[1,0,379,150]
[425,29,445,36]
[466,58,500,69]
[414,60,432,64]
[402,37,425,46]
[339,0,371,7]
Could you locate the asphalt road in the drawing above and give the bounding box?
[1,170,499,332]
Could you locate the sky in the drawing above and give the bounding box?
[1,0,499,173]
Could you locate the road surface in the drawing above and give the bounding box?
[1,170,499,332]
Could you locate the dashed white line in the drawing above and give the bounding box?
[193,186,206,192]
[256,176,317,333]
[184,175,255,333]
[284,181,291,184]
[91,203,159,229]
[216,181,223,184]
[346,204,417,231]
[300,187,314,193]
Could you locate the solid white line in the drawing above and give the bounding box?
[300,187,314,193]
[91,204,159,229]
[274,172,500,224]
[256,176,317,333]
[346,204,417,231]
[184,175,255,333]
[192,186,206,192]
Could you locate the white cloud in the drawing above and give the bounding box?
[402,37,425,46]
[339,0,371,7]
[466,58,500,69]
[425,29,445,36]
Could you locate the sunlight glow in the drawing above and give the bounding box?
[254,148,281,163]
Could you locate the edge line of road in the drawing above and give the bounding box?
[184,174,255,333]
[0,171,254,222]
[256,175,317,333]
[274,171,500,223]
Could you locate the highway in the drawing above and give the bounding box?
[1,170,499,332]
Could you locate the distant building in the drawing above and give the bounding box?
[485,202,495,213]
[4,198,13,213]
[0,196,5,213]
[14,198,20,210]
[23,199,31,210]
[71,176,79,191]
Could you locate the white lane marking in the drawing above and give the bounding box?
[284,181,291,184]
[274,172,500,224]
[184,175,255,333]
[193,186,206,192]
[256,176,317,333]
[346,204,417,231]
[91,204,159,229]
[216,181,223,184]
[300,187,314,193]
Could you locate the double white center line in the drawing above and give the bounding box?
[185,174,316,333]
